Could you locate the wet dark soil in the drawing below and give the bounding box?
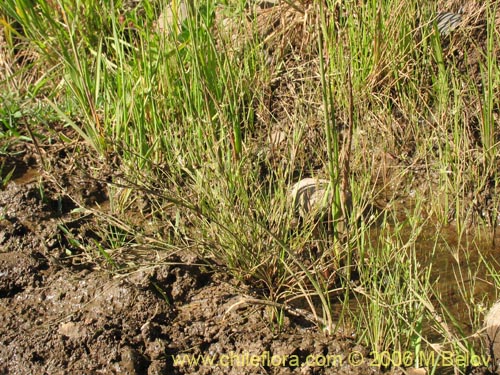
[0,137,398,375]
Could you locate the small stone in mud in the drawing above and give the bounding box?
[289,178,332,220]
[58,321,87,340]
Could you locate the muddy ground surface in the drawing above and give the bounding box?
[0,138,400,375]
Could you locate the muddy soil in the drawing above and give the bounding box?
[0,138,400,375]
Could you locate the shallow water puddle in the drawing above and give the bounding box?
[400,224,500,375]
[416,225,500,325]
[12,166,39,184]
[4,157,41,186]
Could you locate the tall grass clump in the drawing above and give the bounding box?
[426,1,499,232]
[352,203,433,354]
[313,0,500,368]
[2,0,111,151]
[2,0,319,307]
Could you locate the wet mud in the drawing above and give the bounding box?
[0,142,395,375]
